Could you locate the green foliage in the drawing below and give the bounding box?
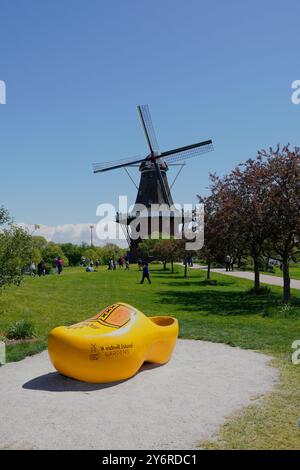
[6,320,35,340]
[32,236,48,252]
[60,243,83,266]
[139,238,159,258]
[41,242,69,267]
[82,248,99,262]
[0,222,34,290]
[97,243,126,264]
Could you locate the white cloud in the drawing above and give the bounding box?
[18,222,128,248]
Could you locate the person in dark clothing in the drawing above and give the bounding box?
[140,263,151,284]
[56,256,63,275]
[225,255,231,272]
[37,259,46,276]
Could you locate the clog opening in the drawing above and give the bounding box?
[150,317,175,326]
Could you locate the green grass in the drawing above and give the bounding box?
[0,264,300,448]
[246,265,300,280]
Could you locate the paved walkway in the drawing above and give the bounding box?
[0,340,277,450]
[190,265,300,290]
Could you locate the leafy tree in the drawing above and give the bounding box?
[139,238,159,262]
[83,248,99,262]
[198,184,229,279]
[208,158,272,292]
[260,145,300,303]
[32,236,48,252]
[42,242,68,267]
[98,243,125,264]
[60,243,83,266]
[0,210,34,290]
[154,238,182,273]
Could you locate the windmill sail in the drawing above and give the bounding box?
[137,104,160,155]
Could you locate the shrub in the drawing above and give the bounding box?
[6,320,35,340]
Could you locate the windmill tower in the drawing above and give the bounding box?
[93,105,213,260]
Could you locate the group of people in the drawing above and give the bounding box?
[107,256,130,271]
[29,254,151,284]
[29,256,64,277]
[225,255,234,272]
[183,258,194,268]
[29,260,46,277]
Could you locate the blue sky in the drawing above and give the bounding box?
[0,0,300,240]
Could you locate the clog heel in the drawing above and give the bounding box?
[48,302,178,383]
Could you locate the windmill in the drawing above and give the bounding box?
[93,105,213,260]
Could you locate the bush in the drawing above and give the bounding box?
[6,320,35,340]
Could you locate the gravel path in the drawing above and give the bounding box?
[0,339,277,450]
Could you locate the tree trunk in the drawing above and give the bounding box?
[184,262,188,278]
[253,256,260,292]
[282,256,291,304]
[207,260,211,280]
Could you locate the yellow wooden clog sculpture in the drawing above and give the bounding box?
[48,302,178,383]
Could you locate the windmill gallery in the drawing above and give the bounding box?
[93,105,213,260]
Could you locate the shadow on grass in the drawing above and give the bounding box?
[157,288,283,316]
[22,362,162,392]
[164,280,234,288]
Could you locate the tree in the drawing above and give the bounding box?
[60,243,83,266]
[32,236,48,252]
[83,248,99,262]
[198,177,233,280]
[98,243,126,264]
[139,238,159,262]
[154,238,182,273]
[208,158,272,292]
[261,145,300,303]
[0,209,34,290]
[42,242,68,266]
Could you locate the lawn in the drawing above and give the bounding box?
[0,264,300,449]
[246,264,300,280]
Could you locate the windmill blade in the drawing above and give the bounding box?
[159,139,213,164]
[93,155,145,173]
[137,104,160,155]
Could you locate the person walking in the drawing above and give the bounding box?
[29,261,36,277]
[125,259,130,270]
[140,263,151,284]
[230,256,234,271]
[225,255,231,272]
[37,259,46,276]
[56,256,63,275]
